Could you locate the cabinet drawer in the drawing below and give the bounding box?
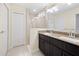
[39,34,52,42]
[49,37,65,49]
[39,39,46,55]
[63,51,72,56]
[64,42,79,55]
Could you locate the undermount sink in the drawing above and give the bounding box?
[59,36,73,39]
[60,36,78,40]
[59,36,79,42]
[44,32,63,38]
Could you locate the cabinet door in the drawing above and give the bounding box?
[53,46,62,56]
[44,42,49,56]
[45,42,54,56]
[45,42,62,56]
[39,39,45,55]
[64,42,79,56]
[49,38,62,56]
[49,44,58,56]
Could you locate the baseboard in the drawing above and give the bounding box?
[13,44,24,48]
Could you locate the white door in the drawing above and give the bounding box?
[12,13,26,47]
[0,4,8,56]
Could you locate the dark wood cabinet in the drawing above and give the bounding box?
[39,33,79,56]
[62,51,72,56]
[39,34,62,56]
[53,45,62,56]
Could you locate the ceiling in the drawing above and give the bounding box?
[12,3,79,15]
[14,3,49,13]
[46,3,79,14]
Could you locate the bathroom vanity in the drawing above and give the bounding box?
[39,32,79,56]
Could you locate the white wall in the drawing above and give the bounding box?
[26,9,32,45]
[0,3,8,56]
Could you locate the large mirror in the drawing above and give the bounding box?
[46,3,79,33]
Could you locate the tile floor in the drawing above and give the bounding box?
[7,46,44,56]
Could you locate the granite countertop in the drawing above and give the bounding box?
[39,31,79,46]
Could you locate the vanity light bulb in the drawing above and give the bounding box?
[67,3,72,5]
[52,7,59,12]
[46,9,54,13]
[33,9,36,12]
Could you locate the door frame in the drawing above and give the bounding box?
[3,3,9,55]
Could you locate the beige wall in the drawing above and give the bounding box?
[6,4,27,49]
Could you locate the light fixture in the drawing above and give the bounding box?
[46,8,54,13]
[46,6,59,13]
[52,6,59,12]
[67,3,72,5]
[33,9,36,12]
[38,13,41,17]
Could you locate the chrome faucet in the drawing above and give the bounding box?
[69,30,75,38]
